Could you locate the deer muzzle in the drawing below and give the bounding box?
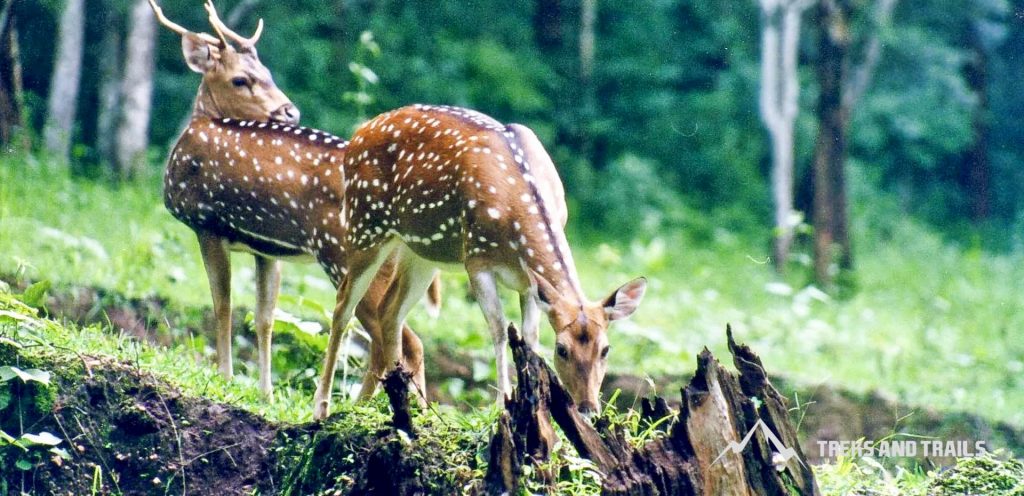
[270,103,300,125]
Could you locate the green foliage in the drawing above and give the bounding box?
[0,285,66,480]
[926,451,1024,496]
[815,455,930,495]
[6,151,1024,429]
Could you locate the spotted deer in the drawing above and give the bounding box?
[313,104,647,419]
[151,0,435,402]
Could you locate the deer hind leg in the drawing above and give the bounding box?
[353,316,427,405]
[401,324,426,404]
[375,251,436,405]
[198,232,233,380]
[353,253,399,402]
[313,241,396,420]
[355,297,386,401]
[468,269,512,401]
[254,255,281,400]
[355,256,428,404]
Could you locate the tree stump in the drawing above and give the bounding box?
[382,363,416,437]
[483,324,821,496]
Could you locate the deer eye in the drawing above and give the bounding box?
[601,346,610,359]
[556,343,569,359]
[231,77,249,87]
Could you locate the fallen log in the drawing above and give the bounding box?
[482,324,820,495]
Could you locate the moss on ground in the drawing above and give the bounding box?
[926,453,1024,496]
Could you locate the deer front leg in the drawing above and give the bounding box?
[520,292,541,350]
[468,269,512,401]
[254,255,281,400]
[198,232,233,380]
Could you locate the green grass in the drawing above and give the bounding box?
[3,152,1024,435]
[4,281,1022,495]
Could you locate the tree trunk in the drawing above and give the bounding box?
[95,5,122,167]
[811,0,850,286]
[532,0,564,53]
[758,0,810,272]
[0,1,24,149]
[114,0,156,178]
[43,0,85,162]
[811,0,896,286]
[482,325,821,495]
[964,22,990,222]
[577,0,597,161]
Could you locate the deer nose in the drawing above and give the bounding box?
[271,103,300,124]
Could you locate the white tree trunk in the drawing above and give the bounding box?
[43,0,85,162]
[96,11,122,166]
[115,0,156,178]
[758,0,811,270]
[579,0,596,84]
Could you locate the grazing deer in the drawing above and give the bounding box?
[150,0,434,402]
[313,104,646,420]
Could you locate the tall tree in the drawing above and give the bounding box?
[811,0,896,286]
[963,21,992,222]
[114,0,156,178]
[758,0,813,271]
[0,0,24,148]
[578,0,597,160]
[532,0,564,53]
[95,3,122,166]
[43,0,85,162]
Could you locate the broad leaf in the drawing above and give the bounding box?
[0,366,51,385]
[20,431,62,446]
[21,280,51,308]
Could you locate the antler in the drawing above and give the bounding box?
[148,0,221,45]
[204,0,263,49]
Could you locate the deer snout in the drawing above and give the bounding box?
[271,103,300,124]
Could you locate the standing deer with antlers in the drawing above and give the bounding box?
[151,0,436,402]
[312,105,647,420]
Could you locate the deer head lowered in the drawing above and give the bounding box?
[313,104,647,419]
[150,0,434,405]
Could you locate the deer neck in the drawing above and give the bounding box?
[191,83,227,121]
[504,166,585,312]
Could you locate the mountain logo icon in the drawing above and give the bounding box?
[711,419,805,470]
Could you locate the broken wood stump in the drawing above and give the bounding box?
[482,324,821,495]
[382,363,416,437]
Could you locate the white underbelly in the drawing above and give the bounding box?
[227,241,317,263]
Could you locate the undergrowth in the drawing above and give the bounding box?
[2,280,1022,494]
[3,154,1023,431]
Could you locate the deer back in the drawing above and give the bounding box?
[165,117,349,272]
[343,105,581,296]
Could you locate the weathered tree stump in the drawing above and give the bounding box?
[382,363,416,437]
[483,324,558,494]
[483,324,821,496]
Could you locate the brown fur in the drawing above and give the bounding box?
[152,0,429,405]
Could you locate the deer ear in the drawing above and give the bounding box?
[531,270,558,309]
[603,277,647,321]
[182,32,219,73]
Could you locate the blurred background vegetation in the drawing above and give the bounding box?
[2,0,1024,438]
[6,0,1023,258]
